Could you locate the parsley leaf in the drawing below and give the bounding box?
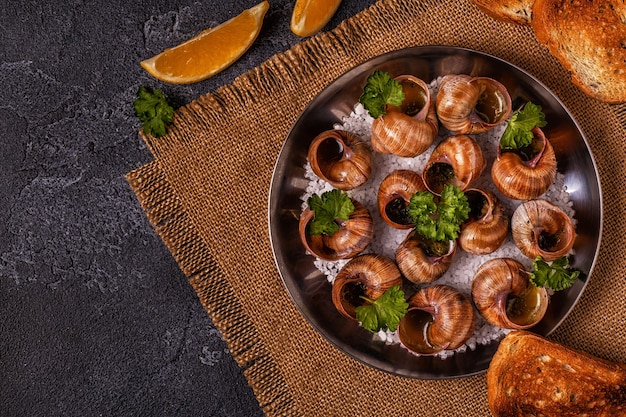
[530,256,581,291]
[307,189,355,236]
[355,285,408,332]
[358,70,405,118]
[133,86,174,137]
[500,102,547,150]
[407,185,470,241]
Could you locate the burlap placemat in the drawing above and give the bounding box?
[126,0,626,415]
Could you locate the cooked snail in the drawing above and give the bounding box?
[472,258,548,329]
[491,127,557,200]
[422,135,485,194]
[395,230,456,284]
[398,284,475,355]
[458,188,509,255]
[307,129,373,190]
[377,169,426,229]
[331,253,403,320]
[299,198,373,261]
[511,199,575,261]
[435,74,512,134]
[371,75,438,157]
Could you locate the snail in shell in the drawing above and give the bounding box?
[396,184,469,284]
[299,190,373,261]
[471,258,549,329]
[491,127,557,200]
[435,74,512,135]
[458,188,509,255]
[422,135,485,195]
[307,129,373,190]
[331,253,403,320]
[398,284,476,355]
[377,169,426,229]
[511,199,576,262]
[370,74,439,157]
[396,230,456,285]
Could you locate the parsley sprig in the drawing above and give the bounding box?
[500,102,547,150]
[407,185,470,241]
[355,285,408,332]
[133,86,174,137]
[358,70,405,118]
[530,256,581,291]
[306,189,355,236]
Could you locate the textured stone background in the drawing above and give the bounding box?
[0,0,376,415]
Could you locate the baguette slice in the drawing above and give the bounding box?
[531,0,626,103]
[487,331,626,416]
[472,0,535,25]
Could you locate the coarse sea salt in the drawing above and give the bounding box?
[300,77,576,359]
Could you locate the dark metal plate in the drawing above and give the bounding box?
[268,46,602,379]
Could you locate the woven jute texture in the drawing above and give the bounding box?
[126,0,626,415]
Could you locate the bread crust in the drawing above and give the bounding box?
[531,0,626,103]
[487,331,626,416]
[472,0,535,25]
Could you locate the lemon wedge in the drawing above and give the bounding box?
[140,1,269,84]
[290,0,342,37]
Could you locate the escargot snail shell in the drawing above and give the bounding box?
[435,74,512,135]
[307,129,373,190]
[491,127,557,200]
[395,229,456,285]
[511,199,576,262]
[371,75,438,157]
[377,169,426,229]
[331,253,403,320]
[422,135,485,195]
[398,284,476,355]
[299,199,374,261]
[458,188,509,255]
[471,258,549,329]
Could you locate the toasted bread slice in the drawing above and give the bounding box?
[472,0,535,25]
[487,331,626,416]
[531,0,626,103]
[611,0,626,25]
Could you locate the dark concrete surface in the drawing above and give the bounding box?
[0,1,377,415]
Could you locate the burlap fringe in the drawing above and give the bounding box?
[125,161,299,416]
